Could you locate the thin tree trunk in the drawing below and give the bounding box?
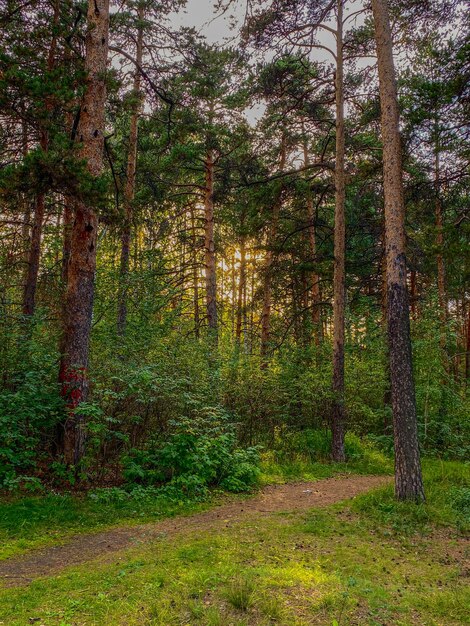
[190,204,200,338]
[22,1,59,317]
[236,236,246,346]
[260,137,287,366]
[23,192,45,316]
[58,0,110,467]
[302,134,322,345]
[204,149,218,339]
[371,0,425,502]
[117,5,144,336]
[21,119,31,269]
[331,0,346,462]
[435,148,447,353]
[410,268,417,320]
[465,304,470,381]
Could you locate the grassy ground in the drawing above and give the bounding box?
[0,437,391,561]
[0,459,468,625]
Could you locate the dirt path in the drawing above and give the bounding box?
[0,474,390,588]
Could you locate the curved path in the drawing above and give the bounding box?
[0,474,391,587]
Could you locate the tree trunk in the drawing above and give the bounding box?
[58,0,110,467]
[331,0,346,462]
[465,302,470,381]
[371,0,425,502]
[261,137,287,366]
[23,191,45,316]
[22,1,59,317]
[190,203,200,338]
[435,148,447,353]
[302,135,322,345]
[117,5,144,336]
[410,268,417,320]
[204,149,218,339]
[236,237,247,347]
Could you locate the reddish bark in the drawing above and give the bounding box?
[58,0,110,466]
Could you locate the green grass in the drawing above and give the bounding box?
[0,491,211,560]
[0,431,392,560]
[259,431,393,484]
[0,459,468,626]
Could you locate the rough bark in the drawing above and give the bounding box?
[260,137,287,366]
[331,0,346,462]
[117,5,144,336]
[371,0,425,502]
[204,149,218,338]
[58,0,110,466]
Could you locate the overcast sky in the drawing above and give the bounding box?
[172,0,248,45]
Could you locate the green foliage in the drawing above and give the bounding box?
[0,326,63,489]
[122,408,260,496]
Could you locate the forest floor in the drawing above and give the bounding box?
[0,475,389,585]
[0,461,468,625]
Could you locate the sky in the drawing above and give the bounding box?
[172,0,247,45]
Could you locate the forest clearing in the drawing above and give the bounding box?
[0,0,468,623]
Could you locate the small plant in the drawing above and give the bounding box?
[224,576,255,612]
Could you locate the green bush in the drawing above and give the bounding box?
[122,407,260,496]
[0,369,63,489]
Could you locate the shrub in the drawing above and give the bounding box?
[122,407,261,496]
[0,369,63,489]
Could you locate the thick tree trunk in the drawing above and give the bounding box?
[117,6,144,336]
[331,0,346,462]
[204,149,218,338]
[372,0,425,502]
[58,0,110,467]
[260,138,287,366]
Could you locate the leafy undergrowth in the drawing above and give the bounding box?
[0,460,468,626]
[0,431,391,560]
[259,431,392,484]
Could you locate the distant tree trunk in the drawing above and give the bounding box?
[331,0,346,462]
[302,135,322,345]
[62,199,74,285]
[261,137,287,366]
[236,237,247,347]
[410,268,417,320]
[117,5,144,336]
[190,203,200,338]
[23,192,45,316]
[58,0,110,467]
[204,149,218,339]
[22,1,59,317]
[371,0,425,502]
[21,119,32,276]
[465,305,470,381]
[434,147,447,353]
